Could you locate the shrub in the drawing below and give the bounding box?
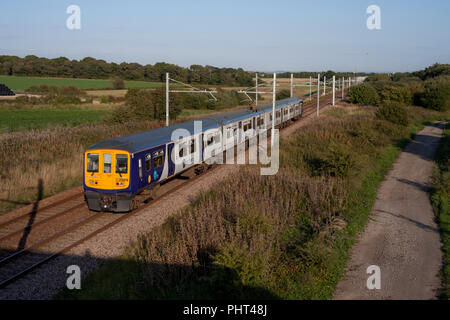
[276,89,290,100]
[376,102,409,126]
[100,96,109,104]
[111,77,125,90]
[305,142,356,178]
[348,84,379,105]
[420,76,450,111]
[379,85,413,106]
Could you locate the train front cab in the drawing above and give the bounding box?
[83,149,132,212]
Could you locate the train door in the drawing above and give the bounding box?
[150,147,165,183]
[99,152,115,188]
[138,157,146,190]
[238,121,242,143]
[199,133,204,163]
[224,125,235,151]
[167,143,175,177]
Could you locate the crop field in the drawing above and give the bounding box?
[0,76,166,91]
[0,108,108,132]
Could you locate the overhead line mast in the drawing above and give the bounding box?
[165,72,217,126]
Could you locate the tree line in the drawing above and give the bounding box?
[348,63,450,124]
[0,55,254,87]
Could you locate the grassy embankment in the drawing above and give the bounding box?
[430,123,450,299]
[56,105,449,300]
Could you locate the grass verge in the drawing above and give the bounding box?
[430,122,450,299]
[56,106,450,300]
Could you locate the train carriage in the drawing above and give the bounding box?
[83,97,303,212]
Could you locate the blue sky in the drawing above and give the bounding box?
[0,0,449,72]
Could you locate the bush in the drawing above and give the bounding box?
[111,77,125,90]
[379,85,413,106]
[100,96,109,104]
[420,76,450,111]
[348,83,379,105]
[276,89,290,100]
[376,102,409,126]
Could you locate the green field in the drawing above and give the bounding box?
[0,76,165,91]
[0,108,108,132]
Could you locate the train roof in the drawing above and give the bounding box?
[86,97,302,154]
[257,97,302,113]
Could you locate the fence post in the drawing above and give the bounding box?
[317,74,320,116]
[332,75,335,106]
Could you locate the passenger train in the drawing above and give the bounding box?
[83,97,303,212]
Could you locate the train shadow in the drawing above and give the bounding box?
[0,247,280,300]
[16,179,44,251]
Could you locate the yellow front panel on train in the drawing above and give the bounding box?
[85,149,130,190]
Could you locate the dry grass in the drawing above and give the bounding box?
[0,121,161,214]
[86,90,128,97]
[0,106,254,214]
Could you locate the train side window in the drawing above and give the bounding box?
[179,145,184,157]
[270,113,273,120]
[207,134,214,146]
[261,117,264,125]
[152,150,164,168]
[87,153,99,173]
[116,154,128,174]
[190,140,195,153]
[145,154,151,171]
[103,154,112,173]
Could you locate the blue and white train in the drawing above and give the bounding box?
[83,97,303,212]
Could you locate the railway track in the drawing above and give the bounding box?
[0,90,347,290]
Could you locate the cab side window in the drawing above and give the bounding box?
[87,153,99,173]
[116,154,128,174]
